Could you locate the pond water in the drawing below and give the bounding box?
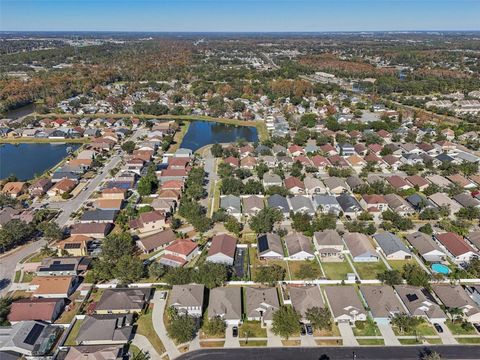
[180,120,258,152]
[5,103,37,120]
[0,143,80,180]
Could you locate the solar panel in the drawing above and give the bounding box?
[49,264,76,271]
[257,236,269,253]
[64,243,81,249]
[406,294,418,302]
[24,323,45,345]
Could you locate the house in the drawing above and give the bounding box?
[360,194,388,212]
[80,209,117,224]
[432,285,480,323]
[394,285,447,323]
[136,229,176,254]
[337,193,362,219]
[207,233,237,265]
[434,232,478,264]
[384,193,415,216]
[70,222,113,239]
[257,233,284,259]
[129,210,167,234]
[220,195,241,220]
[406,194,436,212]
[94,288,151,314]
[346,176,365,192]
[76,314,133,345]
[336,143,355,156]
[267,194,290,216]
[386,176,412,191]
[223,156,240,168]
[208,287,242,326]
[29,178,52,197]
[168,284,205,317]
[404,233,446,264]
[242,195,264,216]
[328,155,350,168]
[56,235,93,257]
[288,195,315,215]
[343,232,378,262]
[284,176,305,194]
[95,199,124,211]
[0,321,60,356]
[314,230,344,261]
[323,177,348,194]
[151,198,175,213]
[310,155,329,169]
[160,239,199,267]
[312,194,341,214]
[406,175,430,191]
[288,145,304,157]
[373,232,412,260]
[263,173,283,188]
[47,178,77,197]
[284,232,315,260]
[29,276,77,298]
[1,182,27,198]
[466,231,480,251]
[359,285,405,324]
[100,187,127,200]
[426,174,452,188]
[447,174,476,189]
[323,286,367,324]
[64,345,125,360]
[7,298,65,324]
[36,256,90,276]
[453,193,480,209]
[288,286,324,322]
[245,287,279,325]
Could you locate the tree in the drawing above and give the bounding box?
[423,352,442,360]
[0,297,12,325]
[195,263,228,288]
[0,219,35,251]
[121,141,135,154]
[457,206,480,221]
[305,307,332,331]
[249,208,282,234]
[112,255,144,284]
[202,316,226,337]
[391,313,422,334]
[167,313,196,344]
[254,264,285,284]
[403,263,431,288]
[224,216,242,236]
[295,262,318,280]
[210,143,223,158]
[164,267,194,285]
[37,222,63,241]
[271,306,300,339]
[377,269,403,286]
[131,349,150,360]
[418,223,433,235]
[148,262,166,280]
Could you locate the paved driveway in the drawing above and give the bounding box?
[338,322,359,346]
[300,334,316,347]
[437,322,458,345]
[224,325,240,348]
[266,325,282,346]
[151,290,181,359]
[132,333,162,359]
[377,323,400,346]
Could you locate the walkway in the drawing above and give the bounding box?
[377,323,400,346]
[266,326,282,347]
[151,291,181,359]
[338,322,359,346]
[132,334,162,360]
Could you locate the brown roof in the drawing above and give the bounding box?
[406,175,429,188]
[362,194,386,204]
[2,182,25,194]
[208,234,237,258]
[387,175,410,189]
[435,232,476,257]
[161,180,184,190]
[71,222,112,236]
[8,298,64,322]
[158,189,181,199]
[166,239,198,256]
[138,210,165,224]
[284,176,304,190]
[30,276,74,295]
[95,199,123,209]
[54,179,77,192]
[137,229,176,252]
[161,169,188,177]
[102,187,127,195]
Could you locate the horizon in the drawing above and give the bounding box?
[1,0,479,32]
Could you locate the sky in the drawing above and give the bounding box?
[1,0,479,32]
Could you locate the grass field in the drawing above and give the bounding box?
[352,320,380,337]
[200,341,225,348]
[315,339,342,346]
[321,260,353,280]
[393,322,437,337]
[354,260,388,280]
[357,338,384,345]
[456,337,480,344]
[445,320,477,335]
[64,320,82,346]
[398,338,422,345]
[238,321,267,338]
[248,247,289,280]
[281,339,301,346]
[388,259,417,272]
[137,305,166,354]
[240,340,267,347]
[288,260,323,280]
[314,323,341,337]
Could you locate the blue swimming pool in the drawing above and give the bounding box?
[431,263,451,275]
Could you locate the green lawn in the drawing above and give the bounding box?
[388,259,417,272]
[238,321,267,338]
[248,248,289,280]
[456,337,480,344]
[240,340,267,347]
[445,320,477,335]
[353,260,388,280]
[136,305,166,354]
[393,322,437,336]
[64,320,82,346]
[426,338,443,345]
[288,260,323,280]
[357,338,384,345]
[321,260,353,280]
[353,320,380,337]
[21,272,34,283]
[14,270,21,283]
[398,338,422,345]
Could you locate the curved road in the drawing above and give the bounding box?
[176,346,480,360]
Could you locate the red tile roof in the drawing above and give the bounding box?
[8,298,64,322]
[166,239,198,256]
[435,232,476,257]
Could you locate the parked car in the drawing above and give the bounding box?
[306,324,313,335]
[159,291,167,300]
[300,324,306,336]
[232,326,238,337]
[473,323,480,333]
[434,323,443,333]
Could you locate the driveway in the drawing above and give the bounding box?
[437,322,458,345]
[266,325,282,347]
[224,325,240,348]
[377,323,400,346]
[151,291,181,359]
[300,334,316,347]
[338,322,359,346]
[132,333,162,359]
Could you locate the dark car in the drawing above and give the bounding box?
[232,326,238,337]
[434,323,443,333]
[300,324,306,336]
[306,324,313,335]
[473,323,480,333]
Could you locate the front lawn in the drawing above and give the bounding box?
[136,305,166,354]
[357,338,384,345]
[313,323,340,337]
[240,340,267,347]
[353,261,387,280]
[321,260,353,280]
[445,320,477,335]
[238,321,267,338]
[457,337,480,344]
[392,322,437,336]
[398,338,421,345]
[249,248,289,280]
[200,341,225,348]
[352,319,380,337]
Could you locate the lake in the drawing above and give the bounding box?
[0,143,80,180]
[180,120,258,151]
[5,103,36,120]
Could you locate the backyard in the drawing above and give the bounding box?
[353,260,388,280]
[321,260,353,280]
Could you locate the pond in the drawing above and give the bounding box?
[180,120,258,152]
[5,103,37,120]
[0,143,80,180]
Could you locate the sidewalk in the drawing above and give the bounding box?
[338,322,359,346]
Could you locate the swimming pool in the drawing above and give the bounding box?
[431,263,451,275]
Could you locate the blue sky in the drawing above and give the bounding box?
[1,0,479,32]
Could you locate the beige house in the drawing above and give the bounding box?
[288,286,324,322]
[245,287,279,325]
[313,230,344,261]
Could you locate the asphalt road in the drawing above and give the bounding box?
[176,346,480,360]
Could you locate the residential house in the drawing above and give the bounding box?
[242,195,264,216]
[405,232,446,263]
[312,194,342,214]
[206,233,237,266]
[80,209,117,224]
[29,179,52,197]
[284,232,315,260]
[76,314,133,345]
[95,199,124,211]
[313,230,344,261]
[47,179,77,197]
[284,176,305,194]
[1,182,27,198]
[434,232,478,264]
[207,287,242,326]
[360,194,388,212]
[288,195,315,215]
[406,194,436,212]
[359,285,405,324]
[394,285,447,323]
[94,288,151,314]
[384,193,414,216]
[36,256,90,276]
[160,239,199,267]
[323,177,348,194]
[7,298,65,324]
[267,194,290,216]
[343,232,378,262]
[29,276,77,298]
[240,156,257,170]
[70,222,113,239]
[466,231,480,251]
[426,174,452,188]
[224,156,240,168]
[220,195,241,220]
[136,229,176,254]
[323,286,367,324]
[257,233,284,259]
[386,176,412,191]
[346,176,365,192]
[168,284,205,317]
[56,235,93,257]
[129,210,167,234]
[453,193,480,209]
[64,345,125,360]
[373,232,412,260]
[288,286,324,322]
[0,321,60,356]
[406,175,430,191]
[336,143,355,156]
[432,285,480,323]
[263,173,283,188]
[337,193,362,219]
[304,176,326,195]
[245,287,279,325]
